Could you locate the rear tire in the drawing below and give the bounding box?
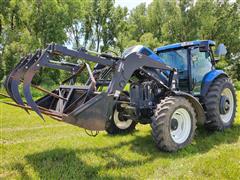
[204,77,237,131]
[151,96,197,152]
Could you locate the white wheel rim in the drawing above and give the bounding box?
[170,108,192,144]
[220,88,234,123]
[113,110,133,130]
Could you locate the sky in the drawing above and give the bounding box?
[115,0,153,10]
[115,0,236,10]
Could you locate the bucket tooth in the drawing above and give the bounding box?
[0,100,63,119]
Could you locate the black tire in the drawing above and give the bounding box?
[204,77,237,131]
[105,105,137,135]
[151,96,197,152]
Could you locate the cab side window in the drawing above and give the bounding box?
[191,48,213,94]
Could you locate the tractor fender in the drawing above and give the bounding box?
[173,91,206,124]
[201,70,228,96]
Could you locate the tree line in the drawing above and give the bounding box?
[0,0,239,87]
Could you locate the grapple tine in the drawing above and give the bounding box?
[9,56,31,105]
[10,80,28,108]
[23,83,44,119]
[4,56,27,100]
[10,52,40,108]
[22,52,48,119]
[3,56,31,113]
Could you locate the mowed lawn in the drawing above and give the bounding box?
[0,92,239,179]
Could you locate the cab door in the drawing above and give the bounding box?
[191,47,213,95]
[158,48,189,91]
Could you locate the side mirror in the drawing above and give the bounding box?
[215,44,227,56]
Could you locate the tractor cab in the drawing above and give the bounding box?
[155,40,219,95]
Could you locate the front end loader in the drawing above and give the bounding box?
[2,44,175,130]
[1,40,237,152]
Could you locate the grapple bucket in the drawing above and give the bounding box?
[36,87,114,130]
[63,92,114,130]
[2,43,172,131]
[2,44,117,130]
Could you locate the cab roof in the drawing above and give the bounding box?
[155,40,215,52]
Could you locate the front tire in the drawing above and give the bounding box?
[105,105,137,134]
[204,77,237,131]
[151,96,197,152]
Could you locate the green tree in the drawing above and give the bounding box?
[128,3,149,41]
[0,50,4,82]
[139,32,160,49]
[84,0,115,52]
[147,0,165,41]
[64,0,88,49]
[110,6,128,53]
[30,0,70,46]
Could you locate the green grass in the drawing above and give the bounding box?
[0,93,240,179]
[235,81,240,91]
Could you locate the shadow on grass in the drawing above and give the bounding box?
[105,124,240,156]
[24,148,136,180]
[8,124,239,179]
[24,142,152,179]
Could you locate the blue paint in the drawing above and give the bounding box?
[139,47,165,63]
[122,45,165,63]
[156,40,215,52]
[201,70,228,96]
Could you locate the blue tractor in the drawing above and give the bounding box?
[3,40,237,152]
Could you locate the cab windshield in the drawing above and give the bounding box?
[157,49,188,72]
[157,48,189,91]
